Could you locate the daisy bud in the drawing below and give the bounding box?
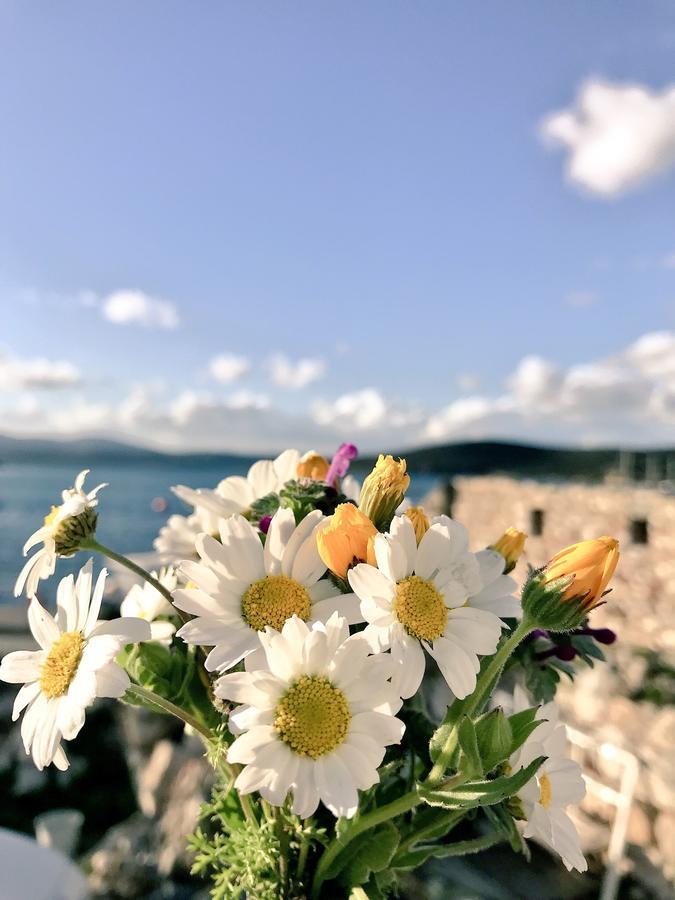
[50,506,98,556]
[296,451,330,481]
[522,536,619,631]
[404,506,430,544]
[358,454,410,530]
[316,503,377,579]
[490,527,527,574]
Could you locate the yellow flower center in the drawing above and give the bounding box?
[394,575,448,642]
[274,675,351,758]
[44,506,59,529]
[538,773,552,809]
[241,575,312,632]
[40,631,84,698]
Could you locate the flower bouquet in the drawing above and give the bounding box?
[2,446,620,898]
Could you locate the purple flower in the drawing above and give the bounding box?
[259,515,273,534]
[325,443,358,487]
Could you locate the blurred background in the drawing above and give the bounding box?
[1,2,674,897]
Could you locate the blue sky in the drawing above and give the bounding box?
[1,2,674,452]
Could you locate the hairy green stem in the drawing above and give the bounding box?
[296,818,313,884]
[427,617,534,784]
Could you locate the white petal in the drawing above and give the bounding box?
[444,607,503,655]
[390,632,426,699]
[350,711,404,746]
[311,592,364,626]
[55,574,77,631]
[215,670,283,707]
[228,726,279,764]
[89,617,151,644]
[315,754,359,818]
[205,631,260,672]
[73,559,94,632]
[172,586,242,618]
[290,758,321,818]
[0,650,44,684]
[264,508,296,575]
[335,744,379,791]
[474,549,505,587]
[12,681,41,720]
[95,662,131,698]
[428,637,478,698]
[28,599,61,650]
[281,510,324,578]
[290,526,326,586]
[348,564,395,605]
[389,515,417,574]
[217,516,266,583]
[374,534,407,584]
[83,567,108,634]
[56,695,87,740]
[247,459,278,498]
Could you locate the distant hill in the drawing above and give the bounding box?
[358,441,675,482]
[0,435,672,482]
[0,435,255,468]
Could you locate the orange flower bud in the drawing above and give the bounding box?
[316,503,377,579]
[544,536,619,611]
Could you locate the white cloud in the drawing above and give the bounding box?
[540,80,675,196]
[313,389,424,439]
[425,330,675,447]
[2,332,674,452]
[102,290,179,329]
[663,252,675,268]
[269,354,325,389]
[0,349,81,390]
[507,355,563,409]
[209,353,250,384]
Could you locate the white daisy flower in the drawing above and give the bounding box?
[154,449,302,562]
[215,613,404,818]
[155,510,219,562]
[348,514,504,700]
[120,566,178,643]
[0,560,151,771]
[15,469,107,598]
[173,508,362,672]
[510,688,587,872]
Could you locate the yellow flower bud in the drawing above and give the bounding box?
[544,535,620,611]
[296,451,330,481]
[405,506,430,544]
[358,455,410,530]
[490,527,527,573]
[316,503,377,579]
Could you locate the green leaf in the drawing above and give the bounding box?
[457,717,483,778]
[508,707,544,757]
[418,756,546,811]
[484,803,530,858]
[394,832,504,869]
[474,708,513,771]
[324,822,399,887]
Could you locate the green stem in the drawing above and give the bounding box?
[296,817,313,884]
[125,683,213,741]
[82,537,189,622]
[426,617,534,784]
[311,790,420,898]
